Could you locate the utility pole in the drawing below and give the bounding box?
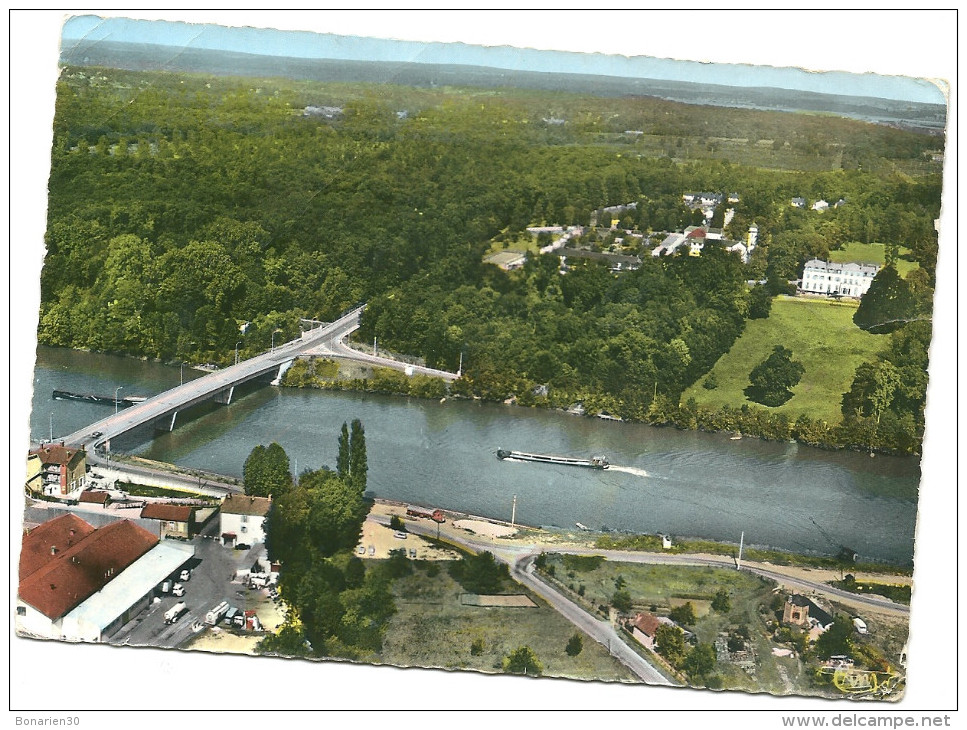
[511,494,517,527]
[737,530,744,570]
[373,337,377,356]
[49,413,53,442]
[115,386,123,415]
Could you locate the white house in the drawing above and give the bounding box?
[800,259,879,298]
[220,493,272,546]
[812,199,830,212]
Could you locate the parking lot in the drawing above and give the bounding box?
[108,522,274,650]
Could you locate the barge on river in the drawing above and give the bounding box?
[496,449,609,470]
[52,389,147,407]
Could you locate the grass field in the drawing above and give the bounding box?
[828,242,918,277]
[379,562,636,683]
[683,296,885,423]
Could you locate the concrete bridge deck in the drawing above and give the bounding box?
[58,307,365,450]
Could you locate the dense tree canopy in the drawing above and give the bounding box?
[243,442,293,497]
[853,266,918,334]
[746,346,805,407]
[41,66,941,453]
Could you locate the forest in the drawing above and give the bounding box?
[39,66,943,453]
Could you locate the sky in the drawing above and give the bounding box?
[58,13,947,105]
[7,8,959,723]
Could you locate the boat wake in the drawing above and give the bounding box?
[607,465,650,478]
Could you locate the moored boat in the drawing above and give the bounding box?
[496,449,609,469]
[52,389,146,406]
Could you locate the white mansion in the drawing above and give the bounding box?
[800,259,880,298]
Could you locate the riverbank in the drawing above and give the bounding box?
[280,354,921,457]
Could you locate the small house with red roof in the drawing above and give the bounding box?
[140,503,197,539]
[629,611,663,650]
[79,490,110,506]
[685,226,707,257]
[27,443,88,496]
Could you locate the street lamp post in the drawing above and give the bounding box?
[271,329,281,352]
[180,361,186,386]
[235,341,243,366]
[115,386,123,415]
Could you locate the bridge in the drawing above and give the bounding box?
[59,307,366,452]
[57,305,463,453]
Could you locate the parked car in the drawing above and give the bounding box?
[172,583,185,597]
[408,548,417,558]
[368,546,375,556]
[393,531,407,540]
[356,545,366,555]
[180,569,191,582]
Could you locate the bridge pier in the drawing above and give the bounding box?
[213,386,235,405]
[271,360,294,386]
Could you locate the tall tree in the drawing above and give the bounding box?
[745,345,805,407]
[853,265,917,334]
[349,419,368,492]
[337,422,350,478]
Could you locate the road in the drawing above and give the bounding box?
[308,338,461,381]
[55,307,365,450]
[87,453,241,497]
[383,516,676,685]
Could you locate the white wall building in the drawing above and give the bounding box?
[220,493,272,546]
[800,259,879,298]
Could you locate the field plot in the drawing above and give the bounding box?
[827,242,918,277]
[684,296,883,422]
[380,563,636,682]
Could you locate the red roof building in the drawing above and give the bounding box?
[18,516,158,620]
[140,503,196,539]
[629,611,663,650]
[79,490,110,505]
[27,443,88,496]
[19,513,96,580]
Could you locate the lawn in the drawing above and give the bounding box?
[828,242,918,278]
[683,296,886,423]
[378,560,636,683]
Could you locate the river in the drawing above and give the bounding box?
[27,346,920,564]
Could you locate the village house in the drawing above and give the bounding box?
[782,594,835,640]
[800,259,879,298]
[140,503,197,540]
[220,493,272,546]
[78,490,110,506]
[629,611,662,650]
[27,443,87,496]
[16,513,194,642]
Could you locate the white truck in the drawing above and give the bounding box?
[205,601,230,626]
[164,602,188,624]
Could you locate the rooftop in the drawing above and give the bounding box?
[28,443,85,466]
[140,503,194,522]
[221,493,272,517]
[19,518,159,619]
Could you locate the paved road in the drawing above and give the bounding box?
[307,338,460,381]
[55,307,365,450]
[88,454,241,497]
